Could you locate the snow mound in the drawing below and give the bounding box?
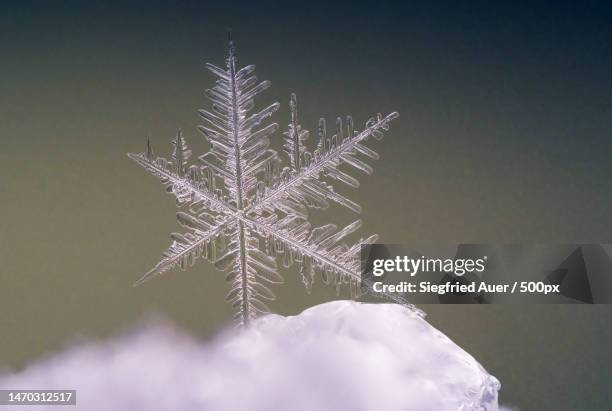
[0,301,501,410]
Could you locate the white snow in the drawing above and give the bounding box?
[0,301,501,410]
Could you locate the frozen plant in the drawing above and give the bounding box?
[128,38,417,326]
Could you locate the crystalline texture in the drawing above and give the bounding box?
[128,38,419,326]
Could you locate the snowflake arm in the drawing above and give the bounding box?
[198,42,280,209]
[245,215,422,314]
[133,216,231,286]
[127,138,236,213]
[249,107,399,215]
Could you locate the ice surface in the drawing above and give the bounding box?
[0,301,501,410]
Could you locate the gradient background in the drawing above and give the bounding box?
[1,1,612,409]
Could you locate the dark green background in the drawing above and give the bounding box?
[1,1,611,409]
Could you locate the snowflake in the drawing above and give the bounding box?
[128,38,416,326]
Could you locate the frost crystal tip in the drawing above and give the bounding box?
[128,38,416,326]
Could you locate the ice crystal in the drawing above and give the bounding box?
[128,38,417,325]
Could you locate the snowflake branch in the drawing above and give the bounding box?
[127,152,237,215]
[243,215,422,312]
[247,112,399,214]
[133,218,231,286]
[248,218,358,279]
